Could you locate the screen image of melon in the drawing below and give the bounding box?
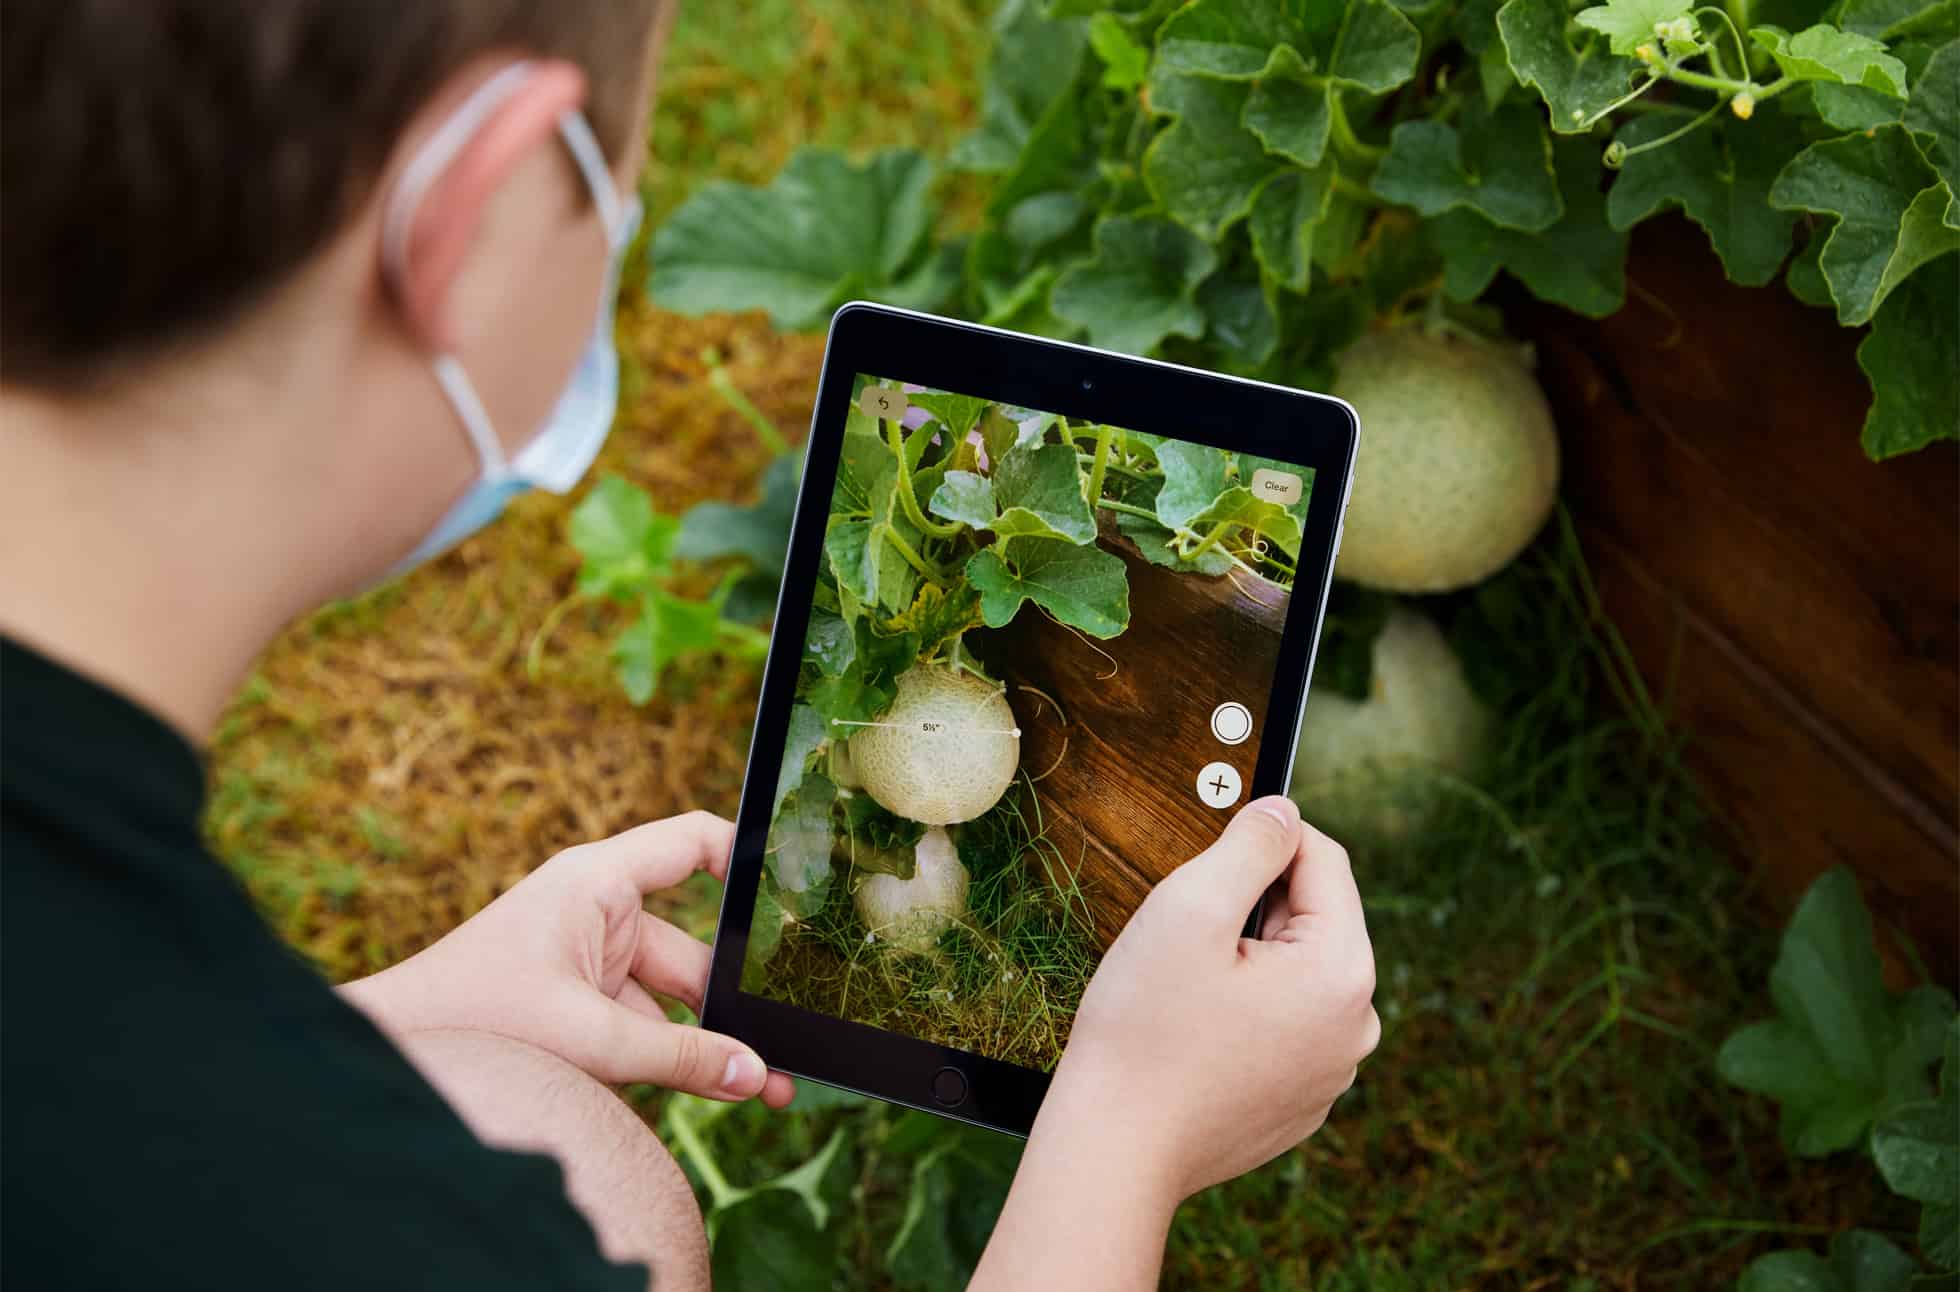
[742,374,1313,1071]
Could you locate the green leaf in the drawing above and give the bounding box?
[1117,510,1235,574]
[1788,225,1835,307]
[804,608,855,676]
[1904,41,1960,227]
[1717,867,1959,1155]
[612,589,721,704]
[675,452,798,577]
[1752,24,1909,95]
[909,392,992,441]
[928,470,999,529]
[1051,215,1218,354]
[650,149,939,330]
[1873,1027,1960,1270]
[1250,167,1335,292]
[805,621,916,729]
[992,440,1098,542]
[570,475,679,601]
[1198,268,1280,368]
[1152,440,1234,528]
[1858,253,1960,457]
[1574,0,1695,55]
[742,878,787,982]
[887,1134,1020,1290]
[1608,112,1810,286]
[1841,0,1951,36]
[1814,82,1909,129]
[1738,1232,1919,1292]
[710,1188,834,1292]
[1244,68,1333,168]
[1153,0,1339,78]
[772,704,828,823]
[1770,125,1960,323]
[967,539,1131,637]
[1185,485,1304,556]
[1329,0,1424,90]
[1372,103,1563,232]
[1089,11,1151,88]
[1142,75,1278,240]
[1432,137,1629,316]
[768,772,837,896]
[1499,0,1646,131]
[950,0,1089,173]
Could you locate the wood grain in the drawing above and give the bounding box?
[975,529,1290,947]
[1498,217,1960,976]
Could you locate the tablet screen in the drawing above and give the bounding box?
[740,372,1316,1073]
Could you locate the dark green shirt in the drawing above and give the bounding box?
[1,636,645,1290]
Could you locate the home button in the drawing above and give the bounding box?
[930,1066,969,1108]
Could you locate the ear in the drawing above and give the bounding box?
[389,61,587,353]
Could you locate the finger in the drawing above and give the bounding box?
[614,977,671,1021]
[1259,877,1291,941]
[592,811,737,893]
[590,998,769,1101]
[760,1071,797,1109]
[1278,821,1366,942]
[1165,795,1304,933]
[631,910,712,1012]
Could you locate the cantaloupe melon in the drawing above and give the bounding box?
[854,826,969,953]
[849,665,1019,826]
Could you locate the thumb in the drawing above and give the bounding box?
[1164,795,1303,933]
[593,1000,770,1100]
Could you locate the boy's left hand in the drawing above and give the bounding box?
[340,811,794,1107]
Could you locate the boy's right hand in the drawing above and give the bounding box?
[1052,794,1379,1200]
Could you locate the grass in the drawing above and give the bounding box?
[195,1,1894,1287]
[750,775,1102,1072]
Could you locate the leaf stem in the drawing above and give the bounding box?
[1095,498,1159,521]
[1693,6,1750,82]
[884,416,962,538]
[1184,520,1234,561]
[1328,93,1387,165]
[716,620,772,657]
[1330,172,1388,206]
[525,592,588,681]
[1084,427,1114,507]
[1575,71,1662,129]
[1606,98,1723,168]
[706,364,791,457]
[879,522,946,584]
[1075,452,1152,482]
[666,1100,738,1209]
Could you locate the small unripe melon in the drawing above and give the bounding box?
[854,826,969,953]
[1291,607,1492,840]
[850,666,1019,825]
[1331,328,1558,592]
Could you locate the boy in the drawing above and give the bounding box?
[0,3,1380,1287]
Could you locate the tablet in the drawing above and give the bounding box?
[702,303,1357,1136]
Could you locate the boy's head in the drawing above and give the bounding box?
[1,0,668,610]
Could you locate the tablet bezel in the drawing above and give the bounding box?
[701,303,1358,1136]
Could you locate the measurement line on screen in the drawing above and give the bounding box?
[828,719,1022,737]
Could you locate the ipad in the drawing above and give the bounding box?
[702,303,1357,1136]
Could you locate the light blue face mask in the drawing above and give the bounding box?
[380,62,644,577]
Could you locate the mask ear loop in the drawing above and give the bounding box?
[380,60,538,481]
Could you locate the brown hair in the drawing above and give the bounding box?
[0,0,663,389]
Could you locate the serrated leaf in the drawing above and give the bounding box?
[805,608,855,676]
[768,773,837,896]
[1153,0,1336,78]
[1250,166,1335,291]
[991,440,1098,541]
[1499,0,1646,131]
[1117,510,1236,573]
[886,1135,1019,1290]
[570,475,679,601]
[1051,215,1218,354]
[1608,112,1809,285]
[886,582,985,657]
[967,539,1131,637]
[1787,224,1835,306]
[651,149,939,330]
[1245,69,1333,168]
[1738,1232,1920,1292]
[951,0,1089,173]
[1185,485,1305,556]
[1814,82,1909,128]
[1904,41,1960,227]
[1198,268,1280,368]
[772,705,828,822]
[805,621,916,729]
[1153,440,1235,528]
[1432,137,1629,316]
[1871,1037,1958,1257]
[675,452,798,577]
[1574,0,1694,55]
[1089,11,1151,88]
[1771,126,1960,323]
[909,391,992,442]
[1330,0,1424,90]
[1752,24,1909,94]
[612,588,721,704]
[928,470,998,529]
[1858,253,1960,457]
[824,511,920,616]
[1143,75,1278,239]
[1718,867,1959,1154]
[1372,103,1563,231]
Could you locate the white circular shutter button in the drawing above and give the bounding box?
[1210,701,1252,745]
[1196,761,1243,809]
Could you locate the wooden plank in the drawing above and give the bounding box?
[979,530,1290,947]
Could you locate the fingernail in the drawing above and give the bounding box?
[1252,796,1300,827]
[721,1051,765,1095]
